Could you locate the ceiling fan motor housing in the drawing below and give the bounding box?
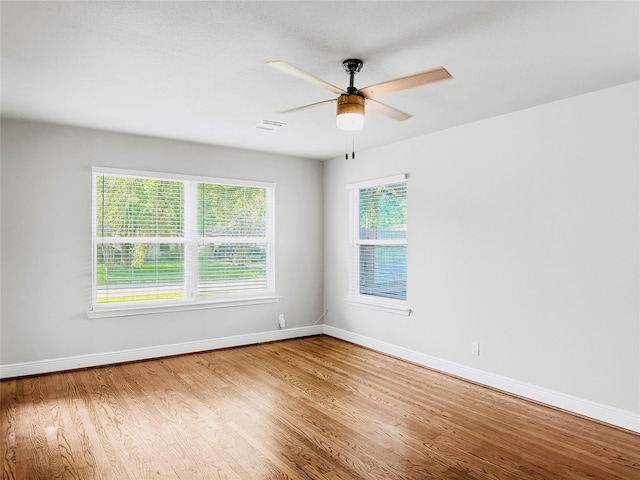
[336,93,365,130]
[337,93,365,113]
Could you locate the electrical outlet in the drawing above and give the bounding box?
[472,342,479,356]
[278,314,286,329]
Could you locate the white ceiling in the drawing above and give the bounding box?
[1,1,638,161]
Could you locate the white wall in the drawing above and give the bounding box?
[324,81,639,414]
[0,121,324,364]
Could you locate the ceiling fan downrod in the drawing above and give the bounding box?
[342,58,363,94]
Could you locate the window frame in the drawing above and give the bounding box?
[88,167,278,318]
[346,174,410,316]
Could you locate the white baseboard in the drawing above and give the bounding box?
[323,325,640,434]
[2,323,637,433]
[0,325,323,379]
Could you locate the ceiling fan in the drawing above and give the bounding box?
[266,58,452,131]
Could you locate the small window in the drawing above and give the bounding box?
[347,175,409,314]
[91,168,276,316]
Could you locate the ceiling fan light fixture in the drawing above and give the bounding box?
[336,94,365,131]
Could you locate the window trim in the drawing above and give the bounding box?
[88,167,278,318]
[345,174,410,315]
[345,295,411,316]
[86,295,280,319]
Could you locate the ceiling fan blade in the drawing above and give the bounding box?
[359,66,452,98]
[277,98,336,114]
[366,99,412,121]
[266,60,347,95]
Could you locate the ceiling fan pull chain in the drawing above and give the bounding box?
[352,132,356,159]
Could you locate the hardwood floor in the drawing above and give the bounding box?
[2,335,639,479]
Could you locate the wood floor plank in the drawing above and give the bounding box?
[2,335,639,479]
[1,380,17,480]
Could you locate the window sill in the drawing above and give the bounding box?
[345,295,411,316]
[87,295,280,319]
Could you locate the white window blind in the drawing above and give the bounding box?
[196,183,273,296]
[91,168,275,313]
[347,175,408,313]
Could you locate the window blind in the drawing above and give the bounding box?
[92,168,275,311]
[196,183,274,297]
[95,175,185,304]
[348,175,407,309]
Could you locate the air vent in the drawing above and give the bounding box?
[254,120,286,132]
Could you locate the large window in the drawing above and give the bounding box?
[91,168,275,315]
[347,174,408,314]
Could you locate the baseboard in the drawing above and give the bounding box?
[323,325,640,434]
[0,325,324,379]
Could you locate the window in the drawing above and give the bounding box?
[90,167,276,316]
[347,174,409,314]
